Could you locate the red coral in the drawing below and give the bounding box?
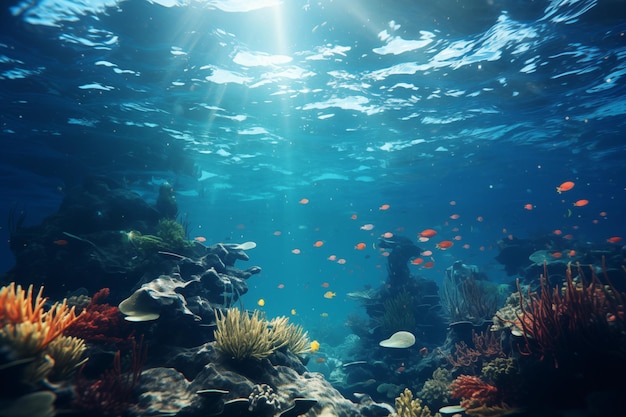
[450,375,499,409]
[65,288,132,346]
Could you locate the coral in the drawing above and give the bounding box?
[449,375,499,410]
[444,331,504,371]
[418,367,452,407]
[511,262,626,366]
[0,283,46,324]
[214,308,311,360]
[440,275,501,324]
[490,291,526,332]
[45,335,88,382]
[73,336,146,416]
[248,383,280,416]
[382,290,416,334]
[214,308,280,360]
[65,288,131,345]
[390,388,441,417]
[480,357,516,385]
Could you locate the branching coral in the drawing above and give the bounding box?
[450,375,500,411]
[0,283,86,386]
[390,388,441,417]
[510,262,626,367]
[419,367,452,408]
[214,308,311,360]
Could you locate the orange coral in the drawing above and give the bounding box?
[0,282,83,351]
[450,375,499,409]
[0,283,46,324]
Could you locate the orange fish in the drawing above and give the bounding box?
[53,239,68,246]
[557,181,575,193]
[523,204,533,211]
[449,214,460,220]
[328,255,337,261]
[411,258,424,265]
[553,229,562,235]
[436,240,454,250]
[423,261,435,269]
[321,282,330,288]
[323,291,336,299]
[573,199,589,207]
[379,204,390,211]
[381,232,394,239]
[568,250,577,257]
[351,214,358,220]
[551,252,563,258]
[299,198,309,204]
[421,250,433,256]
[607,236,623,243]
[313,240,324,247]
[193,236,207,242]
[355,242,366,250]
[291,248,301,254]
[419,229,438,238]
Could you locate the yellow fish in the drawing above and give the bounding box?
[310,340,320,352]
[320,312,329,317]
[257,298,265,307]
[291,309,297,315]
[323,291,336,299]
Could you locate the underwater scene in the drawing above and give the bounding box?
[1,0,626,416]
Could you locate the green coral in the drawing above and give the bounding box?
[214,308,311,360]
[418,367,452,408]
[390,388,441,417]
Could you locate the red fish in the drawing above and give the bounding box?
[436,240,454,250]
[573,199,589,207]
[557,181,575,193]
[419,229,437,238]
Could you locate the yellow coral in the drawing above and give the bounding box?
[390,388,442,417]
[45,335,88,381]
[214,309,313,360]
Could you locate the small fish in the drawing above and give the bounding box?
[320,312,329,317]
[273,230,282,236]
[557,181,575,193]
[360,223,374,231]
[327,255,337,261]
[551,252,563,259]
[436,240,454,250]
[291,248,301,254]
[476,216,484,222]
[607,236,623,243]
[523,204,533,211]
[419,347,429,357]
[423,261,435,269]
[355,242,366,250]
[419,229,437,238]
[53,239,68,246]
[299,198,310,204]
[315,357,327,363]
[323,291,336,299]
[277,283,285,289]
[573,199,589,207]
[337,258,346,264]
[421,250,433,256]
[291,309,297,315]
[351,214,358,220]
[379,204,390,211]
[449,214,460,220]
[193,236,207,242]
[381,232,393,239]
[313,240,324,247]
[411,257,424,265]
[321,282,330,288]
[396,365,405,373]
[310,340,320,352]
[257,299,265,307]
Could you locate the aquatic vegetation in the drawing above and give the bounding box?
[390,388,441,417]
[509,262,626,367]
[440,275,501,324]
[443,331,504,372]
[382,290,416,334]
[214,308,311,360]
[73,336,146,416]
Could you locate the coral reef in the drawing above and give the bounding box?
[390,388,441,417]
[418,367,452,410]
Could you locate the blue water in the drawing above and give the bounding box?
[1,0,625,340]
